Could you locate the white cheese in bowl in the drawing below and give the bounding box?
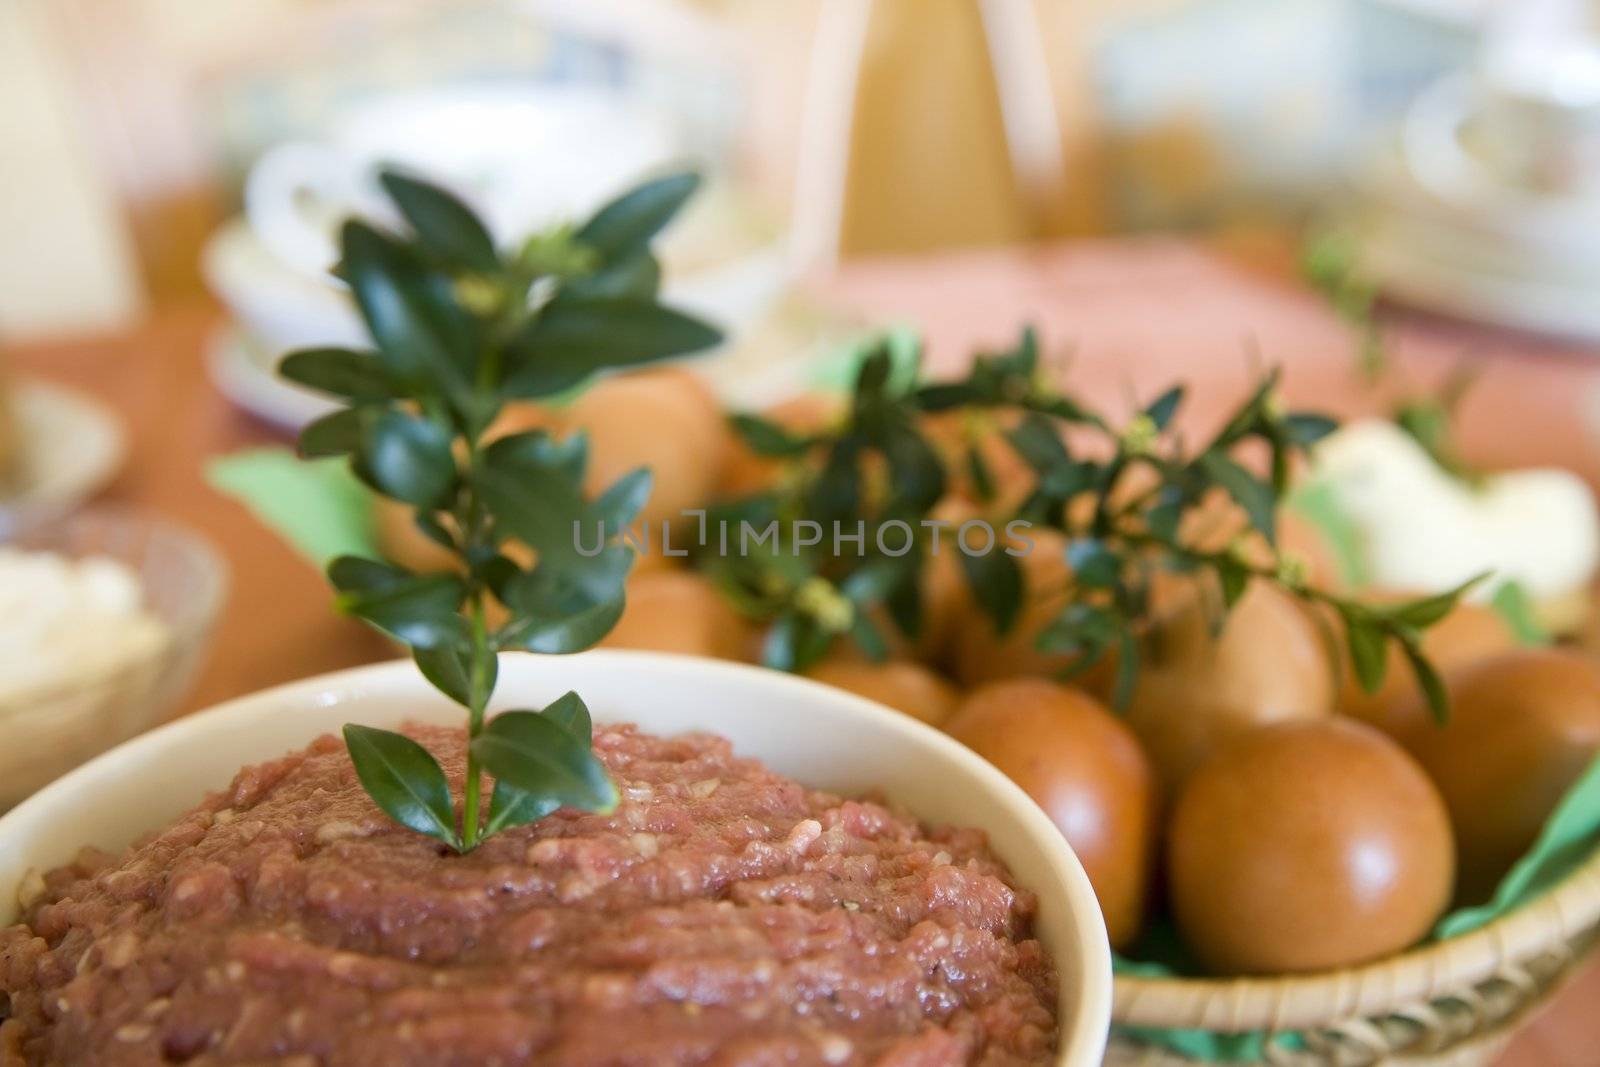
[0,548,170,707]
[1304,419,1600,628]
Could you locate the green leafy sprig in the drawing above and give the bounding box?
[281,169,721,850]
[719,327,1479,720]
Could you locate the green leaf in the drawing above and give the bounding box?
[280,348,394,400]
[960,548,1023,634]
[476,436,589,567]
[328,556,467,649]
[848,612,889,662]
[413,511,456,552]
[412,643,493,708]
[1209,367,1281,450]
[575,171,700,262]
[808,440,862,527]
[1216,558,1249,609]
[509,534,633,605]
[541,690,593,743]
[1144,491,1184,545]
[498,543,631,652]
[1284,411,1338,451]
[1037,601,1118,658]
[484,780,561,836]
[882,424,946,513]
[840,555,913,606]
[502,297,723,398]
[761,611,834,673]
[965,443,996,502]
[472,710,617,812]
[497,589,625,653]
[885,573,922,640]
[1490,580,1550,646]
[591,468,652,533]
[1384,576,1484,629]
[1144,386,1184,431]
[1110,626,1140,710]
[1400,637,1450,724]
[1066,539,1121,589]
[1023,393,1103,426]
[343,724,459,847]
[1005,414,1071,472]
[492,428,588,483]
[729,413,811,457]
[379,170,499,272]
[563,251,660,301]
[339,220,476,395]
[1198,452,1276,544]
[854,345,893,398]
[915,382,978,411]
[299,407,367,459]
[1341,611,1389,693]
[363,410,456,507]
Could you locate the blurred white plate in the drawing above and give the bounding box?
[205,326,338,433]
[1359,218,1600,339]
[1355,76,1600,340]
[0,381,126,537]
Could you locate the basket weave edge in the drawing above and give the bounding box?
[1112,842,1600,1033]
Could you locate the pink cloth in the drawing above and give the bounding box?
[820,238,1600,485]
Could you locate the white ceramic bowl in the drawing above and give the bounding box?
[0,651,1110,1065]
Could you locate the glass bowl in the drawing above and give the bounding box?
[0,509,226,808]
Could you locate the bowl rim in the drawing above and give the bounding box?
[0,650,1112,1065]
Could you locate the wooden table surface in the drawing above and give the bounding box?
[8,239,1600,1064]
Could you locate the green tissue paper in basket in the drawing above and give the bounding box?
[1114,751,1600,1062]
[207,448,377,567]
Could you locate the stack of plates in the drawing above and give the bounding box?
[1356,74,1600,340]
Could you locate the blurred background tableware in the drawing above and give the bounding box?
[195,37,793,424]
[242,84,680,280]
[1353,0,1600,338]
[0,378,126,540]
[0,509,226,809]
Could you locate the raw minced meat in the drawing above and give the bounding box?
[0,722,1058,1066]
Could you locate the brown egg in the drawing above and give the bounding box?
[804,659,960,727]
[565,368,729,535]
[484,400,565,442]
[1169,718,1455,975]
[905,532,969,662]
[717,392,842,499]
[1339,597,1514,740]
[1398,649,1600,902]
[947,679,1160,948]
[1123,578,1335,795]
[600,570,751,660]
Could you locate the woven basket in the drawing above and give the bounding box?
[1104,845,1600,1065]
